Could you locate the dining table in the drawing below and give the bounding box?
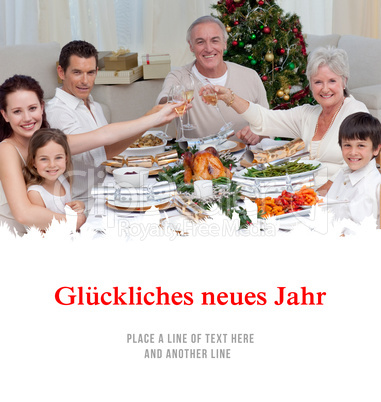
[82,134,326,239]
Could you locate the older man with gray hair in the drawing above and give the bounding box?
[157,15,269,142]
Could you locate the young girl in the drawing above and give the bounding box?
[23,128,85,224]
[0,74,180,234]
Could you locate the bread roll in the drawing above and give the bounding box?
[252,138,305,164]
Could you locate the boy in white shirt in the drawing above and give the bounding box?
[327,112,381,226]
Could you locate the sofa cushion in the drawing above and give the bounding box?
[0,42,60,99]
[350,85,381,120]
[99,102,111,123]
[350,85,381,110]
[305,34,341,52]
[338,35,381,90]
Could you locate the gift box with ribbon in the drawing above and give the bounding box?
[95,65,143,85]
[94,48,143,84]
[142,54,171,79]
[103,48,138,71]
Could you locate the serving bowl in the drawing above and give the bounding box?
[122,131,167,157]
[113,167,150,188]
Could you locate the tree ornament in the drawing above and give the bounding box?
[211,0,311,109]
[225,0,246,14]
[264,51,274,62]
[277,89,284,97]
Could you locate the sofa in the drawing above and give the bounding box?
[305,34,381,120]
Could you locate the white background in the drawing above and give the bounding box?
[1,230,380,401]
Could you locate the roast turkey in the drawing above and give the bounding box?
[183,147,232,184]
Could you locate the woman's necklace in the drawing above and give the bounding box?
[310,98,345,160]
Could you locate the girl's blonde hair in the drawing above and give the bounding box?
[23,128,73,187]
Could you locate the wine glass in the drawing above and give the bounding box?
[171,84,187,143]
[200,80,233,134]
[158,86,176,141]
[182,73,197,130]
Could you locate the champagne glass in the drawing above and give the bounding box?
[159,86,175,141]
[171,84,187,142]
[201,81,233,134]
[182,73,197,130]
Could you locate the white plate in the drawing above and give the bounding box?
[216,140,237,153]
[240,181,314,198]
[264,208,311,220]
[106,196,173,212]
[105,162,172,176]
[255,210,311,232]
[121,131,167,157]
[235,159,322,182]
[251,139,289,151]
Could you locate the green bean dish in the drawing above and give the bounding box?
[243,159,321,178]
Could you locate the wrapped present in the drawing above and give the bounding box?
[125,150,179,168]
[101,150,179,169]
[101,155,124,168]
[142,54,171,79]
[103,48,138,71]
[95,65,143,85]
[97,51,111,70]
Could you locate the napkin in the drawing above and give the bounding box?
[251,138,289,151]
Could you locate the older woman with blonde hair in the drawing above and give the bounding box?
[207,46,369,194]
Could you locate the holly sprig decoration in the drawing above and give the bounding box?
[206,178,252,229]
[157,161,252,229]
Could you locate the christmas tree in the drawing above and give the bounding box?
[211,0,314,109]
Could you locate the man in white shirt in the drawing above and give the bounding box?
[46,40,135,211]
[156,15,269,141]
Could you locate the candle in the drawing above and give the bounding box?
[193,180,213,198]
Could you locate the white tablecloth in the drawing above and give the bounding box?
[83,146,323,238]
